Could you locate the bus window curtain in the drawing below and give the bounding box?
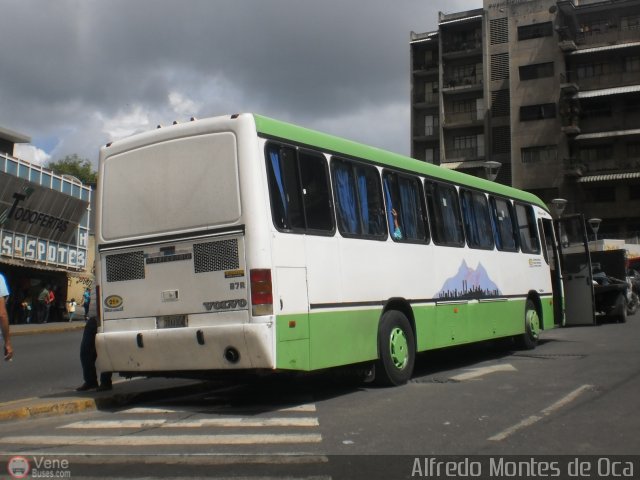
[399,179,418,239]
[356,169,370,234]
[490,205,503,250]
[335,165,359,234]
[269,149,288,226]
[441,188,462,244]
[383,178,395,235]
[461,193,480,246]
[474,196,492,248]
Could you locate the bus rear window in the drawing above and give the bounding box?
[101,132,240,241]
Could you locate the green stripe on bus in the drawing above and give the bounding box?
[253,114,548,211]
[275,297,554,372]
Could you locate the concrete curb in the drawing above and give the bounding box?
[11,323,86,336]
[0,380,216,423]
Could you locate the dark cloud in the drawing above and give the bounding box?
[0,0,480,164]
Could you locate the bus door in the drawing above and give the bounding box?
[555,214,596,326]
[539,218,564,326]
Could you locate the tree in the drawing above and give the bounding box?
[47,154,97,185]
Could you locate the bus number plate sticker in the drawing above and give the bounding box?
[156,315,187,329]
[161,290,179,302]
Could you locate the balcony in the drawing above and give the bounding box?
[443,110,484,127]
[575,26,640,48]
[444,147,484,162]
[441,40,482,58]
[442,75,483,93]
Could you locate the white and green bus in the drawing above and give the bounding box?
[95,113,563,386]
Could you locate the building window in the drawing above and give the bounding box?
[518,22,553,41]
[520,103,557,121]
[625,56,640,72]
[586,187,616,203]
[576,62,610,78]
[451,99,476,113]
[627,142,640,158]
[581,100,612,118]
[629,184,640,200]
[621,14,640,30]
[454,135,477,150]
[519,62,554,81]
[580,144,613,162]
[491,53,510,81]
[521,145,558,164]
[490,17,508,45]
[491,89,510,117]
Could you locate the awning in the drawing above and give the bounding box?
[575,85,640,99]
[574,128,640,140]
[0,256,90,277]
[576,172,640,183]
[569,41,640,55]
[440,160,486,170]
[439,14,482,26]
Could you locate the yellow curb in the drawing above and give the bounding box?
[0,398,97,422]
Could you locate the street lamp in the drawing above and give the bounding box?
[482,161,501,182]
[551,198,568,247]
[588,218,602,242]
[550,198,568,218]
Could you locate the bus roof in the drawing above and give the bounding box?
[252,113,548,211]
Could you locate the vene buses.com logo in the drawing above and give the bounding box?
[7,456,30,479]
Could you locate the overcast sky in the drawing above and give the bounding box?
[1,0,480,168]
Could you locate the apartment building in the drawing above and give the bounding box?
[410,0,640,239]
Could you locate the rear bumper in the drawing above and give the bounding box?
[96,322,275,373]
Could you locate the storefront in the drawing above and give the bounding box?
[0,128,93,323]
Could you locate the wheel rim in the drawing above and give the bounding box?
[389,327,409,369]
[526,308,540,339]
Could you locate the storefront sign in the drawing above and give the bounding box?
[0,229,87,269]
[0,171,88,244]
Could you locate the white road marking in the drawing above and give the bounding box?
[61,417,320,429]
[450,364,517,381]
[488,384,594,441]
[122,403,317,414]
[0,433,323,446]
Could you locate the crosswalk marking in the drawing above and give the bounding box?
[122,403,318,414]
[61,417,320,429]
[1,433,323,446]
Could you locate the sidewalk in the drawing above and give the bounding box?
[3,321,212,422]
[10,319,86,336]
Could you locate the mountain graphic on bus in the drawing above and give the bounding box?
[436,260,502,300]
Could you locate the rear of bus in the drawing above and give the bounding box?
[95,115,275,378]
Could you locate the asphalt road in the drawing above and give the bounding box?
[1,314,639,479]
[1,328,84,403]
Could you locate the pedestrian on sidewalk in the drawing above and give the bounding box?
[0,272,13,361]
[36,284,49,323]
[76,316,112,392]
[82,287,91,320]
[67,298,77,322]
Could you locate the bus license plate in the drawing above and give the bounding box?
[156,315,187,329]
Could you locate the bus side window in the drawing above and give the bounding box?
[265,144,304,231]
[515,203,541,254]
[331,157,386,239]
[383,171,429,243]
[425,181,464,247]
[298,150,334,233]
[489,196,518,252]
[460,189,494,250]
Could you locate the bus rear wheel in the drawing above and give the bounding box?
[517,299,540,350]
[375,310,415,386]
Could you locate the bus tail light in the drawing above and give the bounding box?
[250,269,273,316]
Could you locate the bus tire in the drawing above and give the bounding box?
[615,293,627,323]
[375,310,415,386]
[517,299,540,350]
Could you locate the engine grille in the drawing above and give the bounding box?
[193,239,239,273]
[105,251,146,282]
